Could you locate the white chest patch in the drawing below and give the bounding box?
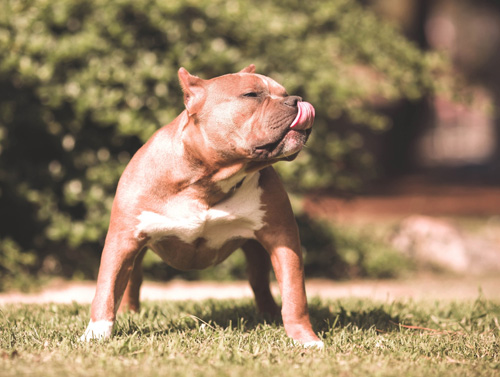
[135,172,266,249]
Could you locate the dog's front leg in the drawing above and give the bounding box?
[256,168,323,348]
[257,230,323,348]
[81,229,144,341]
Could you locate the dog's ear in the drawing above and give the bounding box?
[178,68,206,115]
[239,64,256,74]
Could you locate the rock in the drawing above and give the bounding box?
[391,215,470,273]
[391,215,500,274]
[462,236,500,274]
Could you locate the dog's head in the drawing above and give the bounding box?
[178,65,314,163]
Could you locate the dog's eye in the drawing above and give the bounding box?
[243,92,259,98]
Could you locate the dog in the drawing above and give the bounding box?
[81,65,323,348]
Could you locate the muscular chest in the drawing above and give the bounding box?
[134,172,266,250]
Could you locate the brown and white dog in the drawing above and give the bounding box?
[81,65,323,348]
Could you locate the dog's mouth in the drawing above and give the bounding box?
[255,137,284,154]
[290,101,315,131]
[254,127,312,158]
[253,101,315,159]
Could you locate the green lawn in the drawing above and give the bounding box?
[1,297,499,377]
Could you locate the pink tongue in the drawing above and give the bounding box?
[290,101,315,130]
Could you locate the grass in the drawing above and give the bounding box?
[1,297,499,377]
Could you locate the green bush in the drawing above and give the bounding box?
[297,215,412,279]
[0,0,442,282]
[0,237,37,291]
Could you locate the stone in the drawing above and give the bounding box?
[390,215,470,273]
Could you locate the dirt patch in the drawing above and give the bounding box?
[304,177,500,222]
[1,275,499,305]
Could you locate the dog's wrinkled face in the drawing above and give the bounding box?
[179,66,314,162]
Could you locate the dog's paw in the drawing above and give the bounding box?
[302,340,325,349]
[80,320,114,341]
[292,339,325,349]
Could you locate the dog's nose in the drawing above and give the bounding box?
[283,96,302,107]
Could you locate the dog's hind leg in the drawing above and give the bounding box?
[118,247,147,313]
[242,240,280,317]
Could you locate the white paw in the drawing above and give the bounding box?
[80,320,114,341]
[302,340,325,349]
[293,339,325,349]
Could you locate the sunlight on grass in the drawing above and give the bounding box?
[1,297,499,377]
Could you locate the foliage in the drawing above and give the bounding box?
[298,215,412,279]
[0,0,442,281]
[1,297,500,376]
[0,237,37,291]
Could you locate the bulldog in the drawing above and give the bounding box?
[81,65,323,348]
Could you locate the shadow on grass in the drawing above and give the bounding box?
[116,299,403,337]
[308,301,402,333]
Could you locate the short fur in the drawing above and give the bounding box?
[81,65,322,347]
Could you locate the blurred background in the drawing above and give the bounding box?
[1,0,499,291]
